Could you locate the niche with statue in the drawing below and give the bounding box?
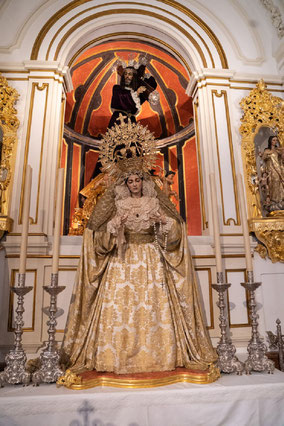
[239,80,284,262]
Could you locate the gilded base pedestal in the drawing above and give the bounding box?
[57,365,220,390]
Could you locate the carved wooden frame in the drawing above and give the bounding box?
[0,73,19,236]
[239,80,284,263]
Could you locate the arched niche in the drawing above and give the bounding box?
[0,73,19,238]
[240,80,284,262]
[30,0,228,72]
[62,39,202,236]
[9,1,230,237]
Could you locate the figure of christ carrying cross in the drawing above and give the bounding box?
[108,63,157,129]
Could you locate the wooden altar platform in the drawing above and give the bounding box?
[0,369,284,425]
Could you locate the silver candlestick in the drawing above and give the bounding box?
[241,271,274,374]
[212,272,244,374]
[276,319,284,372]
[32,273,65,385]
[0,274,33,386]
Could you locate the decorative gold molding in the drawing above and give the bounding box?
[231,79,283,86]
[5,253,247,260]
[31,0,228,68]
[232,86,284,92]
[19,82,49,225]
[57,96,66,172]
[0,70,29,74]
[250,217,284,263]
[220,233,243,236]
[57,364,220,389]
[0,216,13,233]
[196,267,214,329]
[67,33,192,75]
[239,80,284,262]
[223,90,240,225]
[53,9,207,67]
[4,78,29,82]
[225,269,250,328]
[211,90,240,226]
[197,81,284,92]
[159,0,228,67]
[192,254,247,259]
[5,254,81,259]
[47,3,214,68]
[194,98,208,230]
[0,73,19,237]
[8,232,47,236]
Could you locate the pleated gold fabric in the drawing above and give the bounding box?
[62,184,217,374]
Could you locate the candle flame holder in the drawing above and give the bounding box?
[212,272,244,375]
[0,274,33,386]
[32,273,66,385]
[276,319,284,372]
[241,271,275,374]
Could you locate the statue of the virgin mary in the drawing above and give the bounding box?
[61,118,217,375]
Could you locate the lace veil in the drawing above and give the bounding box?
[87,175,183,232]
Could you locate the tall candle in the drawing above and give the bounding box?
[237,174,253,272]
[52,168,64,274]
[19,165,32,275]
[209,173,223,274]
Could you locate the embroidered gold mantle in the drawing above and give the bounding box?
[62,182,217,374]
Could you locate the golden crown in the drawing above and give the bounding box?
[99,115,157,178]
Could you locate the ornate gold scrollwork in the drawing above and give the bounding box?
[0,73,19,237]
[239,80,284,262]
[56,369,82,388]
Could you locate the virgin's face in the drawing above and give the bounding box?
[271,137,278,148]
[126,174,142,197]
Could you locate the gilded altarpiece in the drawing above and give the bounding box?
[0,73,19,238]
[240,80,284,262]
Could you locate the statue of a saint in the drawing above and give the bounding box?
[62,120,217,374]
[259,136,284,212]
[108,55,158,129]
[160,170,179,202]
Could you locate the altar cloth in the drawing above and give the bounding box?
[0,369,284,426]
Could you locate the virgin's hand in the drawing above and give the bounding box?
[150,213,160,222]
[150,213,167,224]
[121,214,128,225]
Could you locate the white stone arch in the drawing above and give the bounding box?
[1,0,282,74]
[28,0,229,73]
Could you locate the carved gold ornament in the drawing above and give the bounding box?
[69,173,114,235]
[56,365,220,389]
[99,115,157,179]
[0,73,19,237]
[56,369,82,388]
[239,80,284,262]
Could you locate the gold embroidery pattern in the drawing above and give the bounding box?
[62,221,217,374]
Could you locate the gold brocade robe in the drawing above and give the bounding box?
[263,149,284,204]
[62,195,217,374]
